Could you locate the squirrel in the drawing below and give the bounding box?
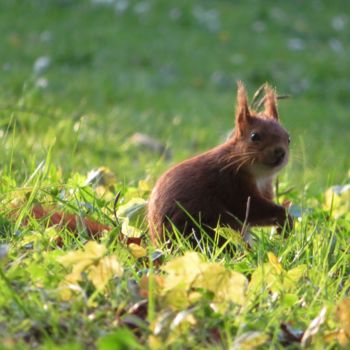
[9,83,292,247]
[147,82,293,246]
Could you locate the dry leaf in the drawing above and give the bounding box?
[324,184,350,218]
[192,263,247,307]
[161,252,203,292]
[139,275,164,298]
[161,252,247,311]
[58,241,106,280]
[301,306,327,346]
[87,255,123,291]
[249,253,306,294]
[161,253,206,309]
[138,179,152,192]
[58,272,83,300]
[129,243,147,259]
[267,252,283,274]
[336,299,350,344]
[117,198,147,226]
[57,241,123,297]
[231,331,269,350]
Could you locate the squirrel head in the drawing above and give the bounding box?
[231,82,290,177]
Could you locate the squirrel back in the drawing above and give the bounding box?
[148,82,293,245]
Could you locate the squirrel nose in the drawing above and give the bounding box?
[274,147,285,160]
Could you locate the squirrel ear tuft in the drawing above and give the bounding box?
[264,84,279,120]
[235,81,251,133]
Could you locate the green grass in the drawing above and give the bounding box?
[0,0,349,349]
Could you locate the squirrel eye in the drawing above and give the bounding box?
[250,132,261,142]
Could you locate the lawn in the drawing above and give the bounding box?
[0,0,349,349]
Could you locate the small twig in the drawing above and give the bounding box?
[256,94,291,110]
[251,84,266,110]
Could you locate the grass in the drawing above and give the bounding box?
[0,0,349,349]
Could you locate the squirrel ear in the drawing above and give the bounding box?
[235,81,251,133]
[264,84,279,120]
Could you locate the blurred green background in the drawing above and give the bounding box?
[0,0,349,191]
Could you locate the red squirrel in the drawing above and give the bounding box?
[147,82,293,245]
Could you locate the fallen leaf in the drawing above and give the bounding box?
[58,241,106,277]
[57,241,123,297]
[161,252,247,311]
[214,226,247,247]
[87,255,123,291]
[335,298,350,345]
[121,218,143,238]
[138,179,152,192]
[192,263,247,307]
[231,331,269,350]
[324,184,350,218]
[166,310,197,345]
[161,252,203,292]
[301,307,327,346]
[117,198,147,225]
[129,243,147,259]
[139,275,164,298]
[249,253,306,295]
[324,329,349,346]
[267,252,283,274]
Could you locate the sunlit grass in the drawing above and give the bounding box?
[0,0,349,349]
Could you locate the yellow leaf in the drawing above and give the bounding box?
[84,240,106,256]
[58,241,105,268]
[139,275,164,298]
[248,263,276,294]
[166,311,197,345]
[121,219,143,237]
[161,252,203,292]
[129,243,147,258]
[232,331,269,349]
[324,330,349,345]
[138,179,152,192]
[267,252,283,274]
[324,184,350,218]
[193,263,247,306]
[161,252,247,311]
[283,265,307,290]
[214,226,246,246]
[87,255,123,291]
[161,252,204,309]
[188,291,202,304]
[57,241,123,295]
[58,273,83,300]
[148,335,163,350]
[249,253,306,295]
[94,185,116,200]
[117,198,147,225]
[337,299,350,341]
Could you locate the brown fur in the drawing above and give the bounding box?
[148,82,293,245]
